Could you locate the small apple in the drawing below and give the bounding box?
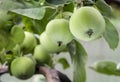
[39,32,66,53]
[33,45,51,64]
[21,31,37,54]
[69,7,105,41]
[46,19,73,46]
[10,57,35,79]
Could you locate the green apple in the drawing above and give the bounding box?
[39,32,66,53]
[33,45,51,64]
[10,57,35,79]
[46,19,73,46]
[21,31,37,54]
[69,7,105,41]
[25,54,37,66]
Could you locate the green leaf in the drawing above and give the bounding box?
[0,10,13,29]
[6,39,17,51]
[10,25,25,44]
[95,0,113,17]
[58,58,70,69]
[63,2,74,12]
[0,49,6,63]
[10,7,46,20]
[46,0,72,5]
[22,16,45,34]
[89,61,119,76]
[5,54,13,62]
[6,25,25,50]
[32,20,45,34]
[22,17,34,32]
[67,40,87,82]
[37,6,56,33]
[0,29,8,50]
[103,17,119,50]
[0,0,24,11]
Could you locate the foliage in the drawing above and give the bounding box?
[0,0,119,82]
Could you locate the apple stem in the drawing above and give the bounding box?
[73,0,84,12]
[57,6,64,19]
[39,66,71,82]
[39,67,60,82]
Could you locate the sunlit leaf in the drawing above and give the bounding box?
[10,7,46,20]
[58,58,70,69]
[0,0,24,11]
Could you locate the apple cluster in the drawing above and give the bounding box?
[9,6,106,80]
[39,19,73,53]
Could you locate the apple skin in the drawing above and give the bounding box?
[21,31,37,54]
[45,19,73,46]
[33,45,51,64]
[69,7,105,41]
[10,57,35,80]
[39,32,66,53]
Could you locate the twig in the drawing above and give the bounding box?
[0,64,8,76]
[39,66,60,82]
[57,71,71,82]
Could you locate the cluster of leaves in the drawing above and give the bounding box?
[0,0,119,82]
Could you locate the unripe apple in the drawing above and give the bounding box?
[25,54,37,66]
[33,45,51,64]
[21,31,37,54]
[39,32,66,53]
[10,57,35,79]
[69,7,105,41]
[46,19,73,46]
